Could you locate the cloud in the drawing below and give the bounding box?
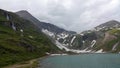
[0,0,120,32]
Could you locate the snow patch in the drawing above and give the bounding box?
[112,43,118,51]
[71,36,76,43]
[55,40,93,53]
[95,49,103,53]
[55,40,106,53]
[20,29,23,32]
[42,29,55,37]
[63,39,66,43]
[91,40,96,47]
[70,36,76,44]
[46,52,50,55]
[57,33,69,39]
[80,33,84,36]
[50,54,67,56]
[29,35,33,38]
[82,41,85,43]
[55,40,70,51]
[69,48,91,53]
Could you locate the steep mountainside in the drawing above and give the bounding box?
[42,20,120,53]
[16,10,76,34]
[16,10,120,53]
[0,9,60,67]
[68,20,120,53]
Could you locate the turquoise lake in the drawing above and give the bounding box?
[39,54,120,68]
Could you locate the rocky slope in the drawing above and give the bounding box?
[41,20,120,53]
[16,10,120,53]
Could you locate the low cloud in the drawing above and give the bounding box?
[0,0,120,32]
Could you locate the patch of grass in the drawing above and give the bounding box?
[108,29,120,35]
[3,57,39,68]
[0,14,7,21]
[103,39,118,51]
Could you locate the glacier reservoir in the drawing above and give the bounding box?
[39,54,120,68]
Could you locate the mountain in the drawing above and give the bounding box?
[95,20,120,31]
[2,8,120,68]
[16,10,78,52]
[42,20,120,53]
[16,10,120,53]
[16,10,76,34]
[65,20,120,53]
[0,9,60,67]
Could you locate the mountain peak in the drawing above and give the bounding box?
[16,10,32,17]
[16,10,76,34]
[16,10,29,13]
[96,20,120,28]
[106,20,120,24]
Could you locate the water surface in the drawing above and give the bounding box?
[39,54,120,68]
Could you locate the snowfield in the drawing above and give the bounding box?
[42,29,105,54]
[55,40,105,53]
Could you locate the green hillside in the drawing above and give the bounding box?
[0,9,59,67]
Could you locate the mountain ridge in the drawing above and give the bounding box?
[16,10,76,34]
[15,9,120,53]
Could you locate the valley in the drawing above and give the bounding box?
[1,8,120,68]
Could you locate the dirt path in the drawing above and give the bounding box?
[3,59,38,68]
[103,32,116,43]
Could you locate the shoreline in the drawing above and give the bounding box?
[3,58,39,68]
[3,55,50,68]
[3,53,119,68]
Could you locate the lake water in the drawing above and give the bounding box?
[39,54,120,68]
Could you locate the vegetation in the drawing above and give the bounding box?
[0,11,7,21]
[0,9,59,67]
[108,29,120,35]
[94,29,120,52]
[4,59,39,68]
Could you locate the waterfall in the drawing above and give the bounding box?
[20,29,24,37]
[12,22,16,31]
[6,14,10,20]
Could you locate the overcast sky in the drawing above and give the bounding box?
[0,0,120,32]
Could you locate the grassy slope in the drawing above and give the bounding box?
[94,29,120,52]
[108,29,120,52]
[0,9,59,67]
[4,59,38,68]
